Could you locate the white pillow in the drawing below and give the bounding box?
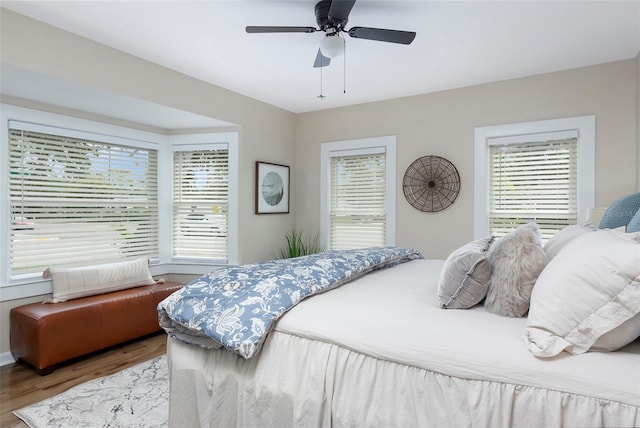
[543,222,596,260]
[437,237,494,309]
[591,312,640,351]
[45,258,155,302]
[524,230,640,357]
[485,223,548,317]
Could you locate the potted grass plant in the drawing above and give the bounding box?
[278,229,322,259]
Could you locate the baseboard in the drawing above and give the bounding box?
[0,351,16,366]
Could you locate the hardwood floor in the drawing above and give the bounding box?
[0,332,167,428]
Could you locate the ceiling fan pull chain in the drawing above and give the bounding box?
[343,37,347,94]
[318,60,325,99]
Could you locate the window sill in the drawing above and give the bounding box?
[0,279,52,301]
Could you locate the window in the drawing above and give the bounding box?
[1,106,239,300]
[474,116,595,240]
[488,134,577,239]
[168,132,239,267]
[172,146,229,262]
[321,136,396,250]
[8,122,159,276]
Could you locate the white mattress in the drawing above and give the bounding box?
[167,259,640,427]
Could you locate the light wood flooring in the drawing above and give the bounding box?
[0,332,167,428]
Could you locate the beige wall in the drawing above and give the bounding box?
[295,59,638,260]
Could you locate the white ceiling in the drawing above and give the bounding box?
[2,1,640,114]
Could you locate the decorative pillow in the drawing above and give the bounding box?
[485,223,548,317]
[543,222,596,261]
[437,237,495,309]
[44,258,155,302]
[524,230,640,357]
[628,209,640,233]
[598,192,640,230]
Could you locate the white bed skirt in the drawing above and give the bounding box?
[167,332,639,427]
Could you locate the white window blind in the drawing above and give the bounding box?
[329,152,386,250]
[9,128,159,276]
[173,148,229,261]
[488,137,578,240]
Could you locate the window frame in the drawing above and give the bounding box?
[473,115,595,239]
[320,135,396,250]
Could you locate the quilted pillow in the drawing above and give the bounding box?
[628,209,640,233]
[598,192,640,230]
[524,229,640,357]
[44,258,155,302]
[543,222,596,261]
[485,223,548,317]
[437,237,495,309]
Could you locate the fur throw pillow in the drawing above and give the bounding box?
[485,222,548,317]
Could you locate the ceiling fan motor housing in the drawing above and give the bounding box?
[315,0,347,33]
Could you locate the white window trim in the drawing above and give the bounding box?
[473,115,595,239]
[0,104,239,301]
[320,135,396,250]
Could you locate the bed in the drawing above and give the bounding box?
[159,193,640,427]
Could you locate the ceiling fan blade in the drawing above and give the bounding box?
[313,48,331,68]
[328,0,356,22]
[246,26,317,33]
[348,26,416,44]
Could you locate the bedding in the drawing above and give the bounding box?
[542,221,597,260]
[599,192,640,230]
[525,228,640,356]
[437,236,494,309]
[484,222,548,317]
[162,193,640,427]
[158,247,422,358]
[165,259,640,427]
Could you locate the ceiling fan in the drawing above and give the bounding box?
[246,0,416,68]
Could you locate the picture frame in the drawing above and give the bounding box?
[255,161,290,214]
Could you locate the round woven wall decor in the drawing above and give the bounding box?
[402,155,460,212]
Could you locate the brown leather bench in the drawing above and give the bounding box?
[10,281,183,375]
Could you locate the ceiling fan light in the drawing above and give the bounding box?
[320,35,344,58]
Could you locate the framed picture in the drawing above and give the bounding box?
[255,161,290,214]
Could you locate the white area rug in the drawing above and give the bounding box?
[14,356,168,428]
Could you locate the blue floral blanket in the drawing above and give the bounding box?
[158,247,423,359]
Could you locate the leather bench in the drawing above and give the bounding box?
[10,281,183,375]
